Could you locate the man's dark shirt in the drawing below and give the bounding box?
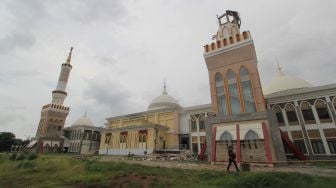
[228,149,236,160]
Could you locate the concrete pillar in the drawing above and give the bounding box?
[281,108,293,140]
[266,110,288,165]
[196,116,201,154]
[211,126,217,163]
[188,115,192,152]
[326,102,336,125]
[311,105,331,155]
[294,101,313,157]
[236,124,241,163]
[262,122,272,164]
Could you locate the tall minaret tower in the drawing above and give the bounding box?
[203,10,266,116]
[204,11,286,165]
[52,47,73,105]
[34,47,74,152]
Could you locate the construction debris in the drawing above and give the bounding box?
[125,150,197,162]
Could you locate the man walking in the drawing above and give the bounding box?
[227,145,239,172]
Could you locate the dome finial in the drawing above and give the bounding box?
[162,79,167,94]
[84,109,87,117]
[275,57,284,76]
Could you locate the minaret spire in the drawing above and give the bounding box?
[66,47,74,64]
[52,47,74,105]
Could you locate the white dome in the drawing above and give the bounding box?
[263,66,312,95]
[72,113,94,127]
[148,85,180,110]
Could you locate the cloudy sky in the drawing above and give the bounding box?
[1,0,336,139]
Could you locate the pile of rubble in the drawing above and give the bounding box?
[124,150,197,161]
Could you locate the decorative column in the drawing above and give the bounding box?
[311,105,331,155]
[262,122,272,164]
[196,116,201,154]
[294,100,313,157]
[211,126,217,163]
[325,97,336,124]
[236,124,241,163]
[281,108,293,140]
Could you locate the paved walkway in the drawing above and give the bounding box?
[99,156,336,177]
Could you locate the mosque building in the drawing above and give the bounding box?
[63,112,103,154]
[99,10,336,163]
[265,65,336,159]
[99,83,181,155]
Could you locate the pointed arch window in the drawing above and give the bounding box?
[272,105,284,126]
[139,130,148,143]
[285,104,298,125]
[105,133,112,144]
[199,115,205,130]
[227,70,241,115]
[244,130,259,149]
[215,73,228,116]
[301,102,316,124]
[220,131,233,149]
[120,132,128,143]
[191,116,197,131]
[220,131,233,140]
[239,67,256,112]
[315,100,332,123]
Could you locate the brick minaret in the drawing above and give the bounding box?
[34,47,74,152]
[203,11,265,116]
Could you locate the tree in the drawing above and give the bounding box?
[0,132,16,152]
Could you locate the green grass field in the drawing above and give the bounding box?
[1,153,336,188]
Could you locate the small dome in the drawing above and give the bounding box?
[263,65,312,95]
[72,112,94,127]
[148,84,180,110]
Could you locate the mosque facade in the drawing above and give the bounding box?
[63,113,103,154]
[98,10,336,163]
[265,66,336,159]
[99,84,181,155]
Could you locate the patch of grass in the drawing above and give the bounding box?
[27,153,38,160]
[309,161,336,168]
[0,155,336,187]
[9,153,17,160]
[15,153,26,160]
[17,161,36,169]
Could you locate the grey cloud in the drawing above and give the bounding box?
[62,0,126,24]
[96,56,117,66]
[84,77,140,115]
[0,0,46,52]
[10,70,41,77]
[0,32,35,53]
[0,113,24,126]
[0,0,47,29]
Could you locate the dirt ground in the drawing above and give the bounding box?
[99,156,336,177]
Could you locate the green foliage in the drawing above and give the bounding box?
[9,153,17,160]
[0,132,16,152]
[17,161,35,169]
[15,153,26,160]
[27,153,38,160]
